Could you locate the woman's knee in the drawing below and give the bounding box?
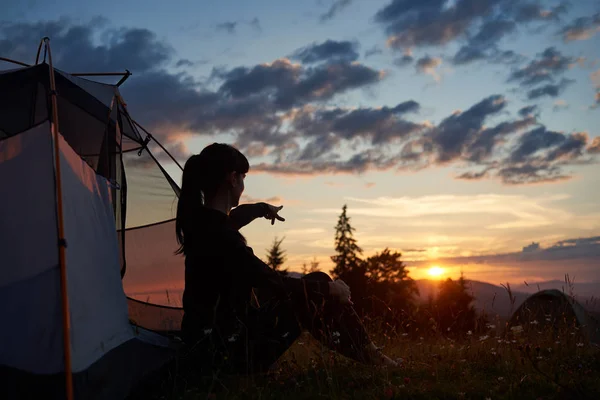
[302,271,333,282]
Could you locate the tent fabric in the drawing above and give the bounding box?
[0,123,134,373]
[0,123,58,286]
[0,328,177,400]
[0,57,184,398]
[508,289,600,344]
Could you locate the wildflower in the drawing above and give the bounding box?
[546,318,551,322]
[576,342,584,347]
[203,328,213,335]
[511,325,523,334]
[282,332,289,338]
[228,334,238,343]
[447,327,451,331]
[486,324,496,329]
[467,330,472,336]
[479,335,489,341]
[498,377,504,381]
[402,333,408,337]
[384,387,394,399]
[333,331,341,337]
[531,320,538,325]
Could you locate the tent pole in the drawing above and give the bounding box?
[44,37,75,400]
[0,56,30,67]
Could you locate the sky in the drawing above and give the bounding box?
[2,0,600,287]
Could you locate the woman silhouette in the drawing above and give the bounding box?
[176,143,397,375]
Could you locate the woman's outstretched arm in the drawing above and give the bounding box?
[229,203,285,230]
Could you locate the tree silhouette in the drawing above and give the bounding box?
[364,248,418,322]
[432,273,479,335]
[331,205,369,313]
[266,236,288,276]
[331,204,363,279]
[301,257,321,275]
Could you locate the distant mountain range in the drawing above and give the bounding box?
[412,279,600,317]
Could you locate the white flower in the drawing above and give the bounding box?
[479,335,489,341]
[531,320,538,325]
[203,328,212,335]
[486,324,496,329]
[228,334,238,342]
[402,333,408,337]
[333,331,341,337]
[467,330,472,336]
[498,377,504,381]
[282,332,289,338]
[576,342,584,347]
[510,325,523,333]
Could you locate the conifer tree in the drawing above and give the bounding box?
[331,205,363,279]
[266,236,288,276]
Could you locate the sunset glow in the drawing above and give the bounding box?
[427,266,445,279]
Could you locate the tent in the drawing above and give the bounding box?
[507,289,600,345]
[0,38,186,399]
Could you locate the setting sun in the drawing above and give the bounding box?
[428,266,445,278]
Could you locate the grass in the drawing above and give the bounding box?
[130,275,599,399]
[131,314,599,400]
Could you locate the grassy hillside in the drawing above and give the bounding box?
[129,316,600,400]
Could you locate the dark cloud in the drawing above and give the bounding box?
[176,59,194,67]
[250,17,262,32]
[394,54,414,67]
[217,59,383,109]
[291,100,423,150]
[560,12,600,42]
[373,0,569,66]
[0,18,172,73]
[3,18,597,186]
[518,104,539,118]
[216,21,237,34]
[290,40,359,64]
[364,45,383,58]
[507,47,579,100]
[320,0,353,22]
[526,78,573,99]
[508,47,575,86]
[424,94,508,163]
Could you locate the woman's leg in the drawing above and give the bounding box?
[294,272,389,365]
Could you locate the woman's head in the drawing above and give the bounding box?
[175,143,249,254]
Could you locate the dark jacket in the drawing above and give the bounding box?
[180,205,330,345]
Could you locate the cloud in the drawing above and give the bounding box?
[240,195,282,204]
[506,47,580,100]
[216,21,238,34]
[518,104,539,118]
[215,18,262,34]
[560,11,600,42]
[319,0,353,22]
[250,17,262,32]
[415,55,442,80]
[217,58,384,109]
[589,137,600,154]
[374,0,568,66]
[290,40,360,64]
[526,78,574,99]
[364,45,383,58]
[4,18,596,186]
[312,193,573,230]
[508,47,577,87]
[0,18,172,74]
[394,54,414,67]
[552,99,568,111]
